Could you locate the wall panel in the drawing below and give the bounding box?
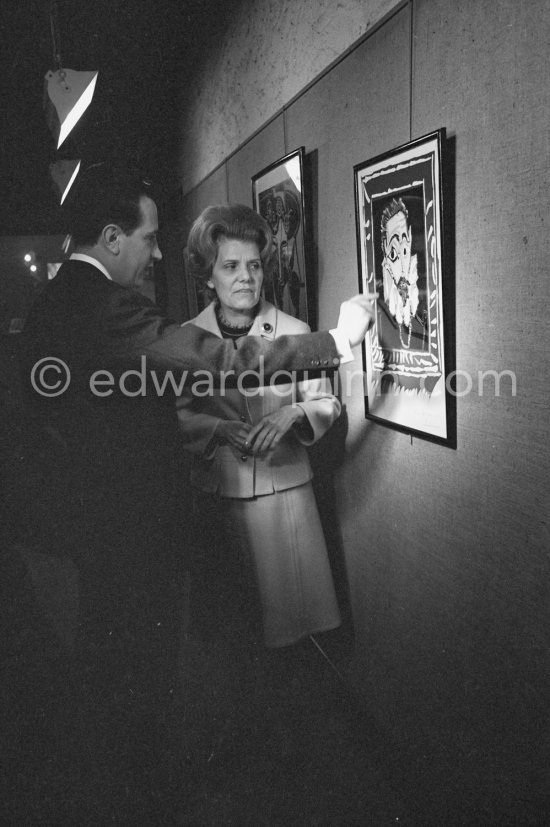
[181,165,229,235]
[283,4,419,707]
[226,116,285,205]
[400,0,550,804]
[179,165,228,320]
[285,7,411,334]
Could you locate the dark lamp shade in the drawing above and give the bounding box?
[44,68,98,148]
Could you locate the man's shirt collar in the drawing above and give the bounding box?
[70,253,112,281]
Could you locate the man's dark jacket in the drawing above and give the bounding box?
[17,259,339,697]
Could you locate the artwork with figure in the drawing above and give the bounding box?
[354,130,451,443]
[252,148,309,324]
[377,191,429,354]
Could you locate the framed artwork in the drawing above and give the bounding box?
[354,128,452,445]
[183,245,208,319]
[252,147,311,325]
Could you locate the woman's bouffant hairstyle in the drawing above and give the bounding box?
[186,204,273,284]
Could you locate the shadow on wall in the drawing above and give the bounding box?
[309,403,375,654]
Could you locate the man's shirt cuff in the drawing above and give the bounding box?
[329,329,354,364]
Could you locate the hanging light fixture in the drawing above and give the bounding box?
[43,1,98,149]
[45,68,98,149]
[49,159,81,204]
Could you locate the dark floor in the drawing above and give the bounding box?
[0,548,406,826]
[1,646,368,825]
[1,634,397,825]
[2,551,549,826]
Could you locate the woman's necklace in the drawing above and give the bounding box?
[215,301,258,339]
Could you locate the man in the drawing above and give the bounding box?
[19,163,375,709]
[379,196,427,352]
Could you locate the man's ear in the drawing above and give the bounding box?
[101,223,121,253]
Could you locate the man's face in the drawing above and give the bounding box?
[383,211,411,286]
[114,195,162,288]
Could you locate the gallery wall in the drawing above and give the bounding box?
[176,0,399,193]
[173,0,549,814]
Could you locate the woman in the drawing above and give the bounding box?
[177,204,341,648]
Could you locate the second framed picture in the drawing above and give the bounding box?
[354,128,452,445]
[252,147,311,326]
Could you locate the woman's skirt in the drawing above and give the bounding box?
[192,482,341,648]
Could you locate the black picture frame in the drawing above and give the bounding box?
[252,147,312,326]
[354,128,453,445]
[183,244,208,319]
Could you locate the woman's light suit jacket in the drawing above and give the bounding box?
[176,300,341,498]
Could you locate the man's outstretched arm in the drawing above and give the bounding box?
[109,291,376,382]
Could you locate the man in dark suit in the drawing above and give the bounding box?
[19,163,375,710]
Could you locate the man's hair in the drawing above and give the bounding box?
[380,197,408,253]
[65,162,156,247]
[186,204,273,282]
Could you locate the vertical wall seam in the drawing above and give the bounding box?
[409,0,414,140]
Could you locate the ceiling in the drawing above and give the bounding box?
[0,0,240,236]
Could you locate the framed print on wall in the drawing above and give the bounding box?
[252,147,311,325]
[183,245,208,319]
[354,128,451,445]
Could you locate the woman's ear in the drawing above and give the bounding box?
[207,280,214,289]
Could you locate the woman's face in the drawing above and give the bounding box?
[208,236,264,314]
